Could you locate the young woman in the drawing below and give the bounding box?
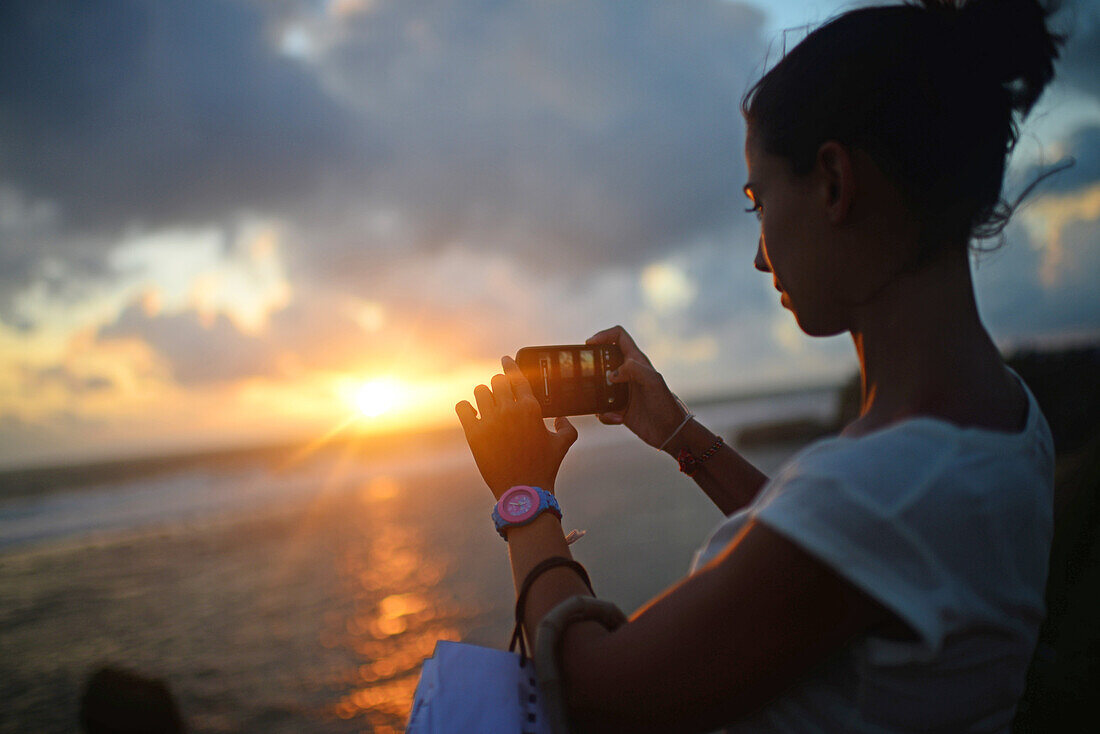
[455,0,1062,730]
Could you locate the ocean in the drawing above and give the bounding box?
[0,388,837,733]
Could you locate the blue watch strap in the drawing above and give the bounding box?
[492,487,562,539]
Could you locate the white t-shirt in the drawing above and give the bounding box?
[691,374,1054,733]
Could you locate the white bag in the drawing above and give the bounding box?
[406,640,552,734]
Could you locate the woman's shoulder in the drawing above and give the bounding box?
[783,422,971,484]
[770,385,1052,513]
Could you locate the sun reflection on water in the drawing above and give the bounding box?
[323,475,476,731]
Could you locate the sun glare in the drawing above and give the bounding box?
[354,378,405,418]
[330,361,499,434]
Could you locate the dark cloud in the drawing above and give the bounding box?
[1057,6,1100,101]
[2,0,768,306]
[300,0,765,277]
[975,219,1100,341]
[6,0,1096,403]
[98,303,281,384]
[24,365,115,394]
[0,187,77,307]
[0,0,375,233]
[1020,124,1100,194]
[94,295,391,384]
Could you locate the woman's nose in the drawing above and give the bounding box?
[754,242,771,273]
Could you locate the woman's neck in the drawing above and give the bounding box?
[843,249,1024,436]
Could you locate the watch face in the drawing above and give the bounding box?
[499,486,539,523]
[506,494,532,516]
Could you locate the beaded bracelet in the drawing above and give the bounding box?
[677,436,724,476]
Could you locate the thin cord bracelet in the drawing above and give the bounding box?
[657,412,695,452]
[510,557,593,661]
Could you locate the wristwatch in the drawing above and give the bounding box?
[492,485,561,539]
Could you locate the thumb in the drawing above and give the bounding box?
[553,416,579,448]
[597,411,625,425]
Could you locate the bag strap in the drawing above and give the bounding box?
[534,595,628,734]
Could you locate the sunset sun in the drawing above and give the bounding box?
[353,378,405,419]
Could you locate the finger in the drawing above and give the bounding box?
[455,401,479,433]
[553,416,579,448]
[586,324,624,346]
[490,373,514,405]
[587,324,640,354]
[609,357,653,385]
[473,384,495,417]
[597,411,625,425]
[502,356,534,400]
[587,325,650,367]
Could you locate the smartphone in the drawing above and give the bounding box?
[515,344,629,417]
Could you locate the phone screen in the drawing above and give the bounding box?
[515,344,628,417]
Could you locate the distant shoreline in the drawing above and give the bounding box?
[0,381,841,500]
[3,337,1096,499]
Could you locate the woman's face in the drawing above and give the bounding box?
[744,132,846,337]
[745,128,933,338]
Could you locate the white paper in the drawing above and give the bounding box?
[407,640,552,734]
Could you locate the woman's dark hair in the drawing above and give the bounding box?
[742,0,1065,254]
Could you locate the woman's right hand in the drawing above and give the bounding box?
[586,326,689,450]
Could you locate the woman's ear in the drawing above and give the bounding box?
[816,141,854,224]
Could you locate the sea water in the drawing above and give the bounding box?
[0,388,835,733]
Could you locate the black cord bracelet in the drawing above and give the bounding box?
[510,556,594,661]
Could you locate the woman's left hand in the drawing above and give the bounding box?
[456,356,578,499]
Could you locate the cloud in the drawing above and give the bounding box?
[300,0,764,274]
[0,0,372,235]
[0,0,376,325]
[1018,124,1100,196]
[23,365,115,395]
[97,302,281,384]
[1057,5,1100,102]
[93,287,402,385]
[1,0,768,310]
[3,0,1100,464]
[974,214,1100,343]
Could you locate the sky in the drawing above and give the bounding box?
[1,0,1099,468]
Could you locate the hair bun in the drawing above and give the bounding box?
[922,0,1062,115]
